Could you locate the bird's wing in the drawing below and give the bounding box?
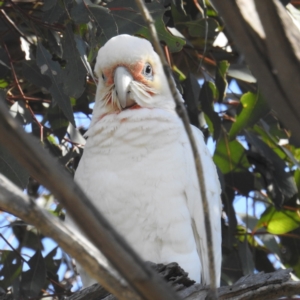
[184,125,222,286]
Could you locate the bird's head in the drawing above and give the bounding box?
[91,34,178,125]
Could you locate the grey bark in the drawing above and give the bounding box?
[66,269,298,300]
[211,0,300,145]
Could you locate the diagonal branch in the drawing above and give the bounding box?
[134,0,217,298]
[210,0,300,145]
[0,96,180,300]
[0,173,297,300]
[0,174,139,300]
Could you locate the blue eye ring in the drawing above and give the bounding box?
[143,63,153,79]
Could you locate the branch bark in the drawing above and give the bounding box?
[210,0,300,145]
[0,98,179,300]
[134,1,217,298]
[65,268,297,300]
[0,175,297,300]
[0,174,140,300]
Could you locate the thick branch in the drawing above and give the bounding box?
[210,0,300,145]
[66,268,297,300]
[134,1,217,298]
[0,98,179,300]
[0,174,139,300]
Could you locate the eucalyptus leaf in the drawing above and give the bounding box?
[62,24,86,99]
[36,42,75,126]
[215,60,229,103]
[257,206,300,234]
[185,18,219,39]
[183,73,201,127]
[0,143,29,189]
[238,239,255,275]
[214,137,250,174]
[137,2,185,53]
[0,251,22,289]
[20,250,46,298]
[199,81,221,140]
[22,60,51,89]
[75,36,96,82]
[229,92,269,140]
[46,104,69,141]
[246,132,297,207]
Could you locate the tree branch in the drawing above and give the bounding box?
[0,174,140,300]
[0,175,296,300]
[134,1,217,298]
[210,0,300,145]
[0,97,180,300]
[66,268,297,300]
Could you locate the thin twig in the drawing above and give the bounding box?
[197,0,208,70]
[4,44,44,141]
[0,9,33,45]
[7,95,52,103]
[0,232,28,265]
[134,0,217,298]
[3,43,25,98]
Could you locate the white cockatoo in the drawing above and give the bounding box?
[74,34,222,287]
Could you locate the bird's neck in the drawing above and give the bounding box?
[85,108,182,149]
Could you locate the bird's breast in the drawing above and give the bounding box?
[75,108,195,263]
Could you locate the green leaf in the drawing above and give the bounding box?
[86,1,185,52]
[43,1,64,23]
[199,81,221,140]
[256,206,300,234]
[224,171,254,196]
[74,35,96,82]
[229,92,269,140]
[61,24,86,99]
[36,42,75,126]
[71,1,89,23]
[0,251,22,289]
[246,132,297,207]
[44,246,61,275]
[42,0,57,11]
[215,60,229,103]
[295,169,300,196]
[171,3,190,24]
[0,143,29,189]
[185,18,219,39]
[21,250,46,298]
[183,73,200,127]
[86,5,117,43]
[46,104,69,141]
[213,136,250,174]
[137,7,185,53]
[228,64,256,83]
[238,238,255,275]
[22,60,51,89]
[0,79,8,88]
[139,19,185,53]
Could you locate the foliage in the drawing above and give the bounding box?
[0,0,300,298]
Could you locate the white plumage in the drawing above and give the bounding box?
[74,34,222,287]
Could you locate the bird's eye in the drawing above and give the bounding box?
[102,73,107,81]
[143,63,153,79]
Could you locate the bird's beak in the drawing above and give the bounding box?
[114,66,135,109]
